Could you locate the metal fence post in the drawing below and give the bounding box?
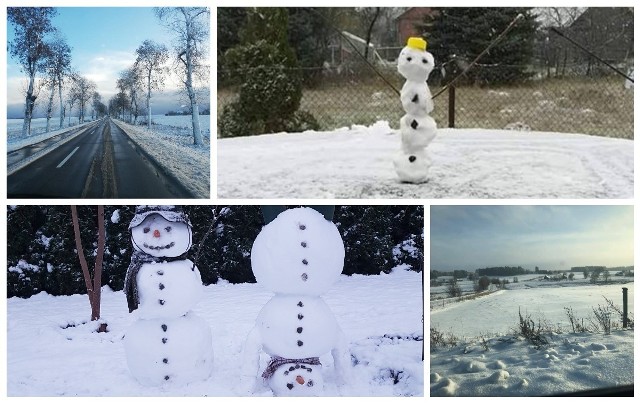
[448,85,455,128]
[622,287,628,328]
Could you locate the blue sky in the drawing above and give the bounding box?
[430,205,634,271]
[7,7,209,118]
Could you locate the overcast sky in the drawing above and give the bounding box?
[431,205,634,272]
[7,7,209,118]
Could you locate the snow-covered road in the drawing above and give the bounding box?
[217,123,633,199]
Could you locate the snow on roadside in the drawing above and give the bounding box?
[217,123,633,199]
[112,119,210,199]
[430,330,633,396]
[7,120,95,152]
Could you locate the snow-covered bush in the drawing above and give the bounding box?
[219,8,318,137]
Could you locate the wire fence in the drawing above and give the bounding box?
[217,63,633,139]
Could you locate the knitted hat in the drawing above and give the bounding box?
[128,205,191,229]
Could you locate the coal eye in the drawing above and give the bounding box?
[307,380,314,387]
[422,58,428,64]
[286,383,294,390]
[143,227,150,233]
[406,57,412,62]
[165,226,172,232]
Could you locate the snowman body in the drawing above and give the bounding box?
[242,207,350,396]
[395,38,438,183]
[124,210,213,387]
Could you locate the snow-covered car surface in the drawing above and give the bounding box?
[217,123,633,199]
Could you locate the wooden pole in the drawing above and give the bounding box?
[448,86,455,128]
[622,287,628,328]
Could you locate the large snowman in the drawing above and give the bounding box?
[241,207,351,396]
[393,36,438,183]
[124,205,213,386]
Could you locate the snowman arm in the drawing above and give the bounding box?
[240,325,263,386]
[331,327,352,385]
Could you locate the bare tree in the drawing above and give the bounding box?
[135,39,168,130]
[156,7,209,146]
[8,7,57,136]
[117,66,143,124]
[70,206,107,333]
[43,35,72,132]
[91,91,102,120]
[359,7,381,60]
[69,74,97,123]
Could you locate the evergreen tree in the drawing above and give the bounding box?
[217,7,247,85]
[219,8,318,137]
[335,206,396,275]
[210,206,263,284]
[287,7,332,86]
[424,8,538,85]
[103,205,136,291]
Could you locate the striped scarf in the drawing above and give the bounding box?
[261,356,321,379]
[124,250,189,313]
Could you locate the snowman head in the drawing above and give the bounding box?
[130,206,192,258]
[268,363,323,397]
[251,207,344,296]
[397,37,434,82]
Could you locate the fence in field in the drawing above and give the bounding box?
[217,63,633,139]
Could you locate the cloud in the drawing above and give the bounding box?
[430,206,634,271]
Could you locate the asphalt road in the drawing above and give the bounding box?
[7,118,191,198]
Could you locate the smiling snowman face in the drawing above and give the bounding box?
[268,363,323,397]
[131,214,191,258]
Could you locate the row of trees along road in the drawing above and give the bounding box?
[8,7,108,137]
[110,7,209,146]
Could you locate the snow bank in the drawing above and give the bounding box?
[112,119,210,199]
[430,330,633,396]
[217,124,633,198]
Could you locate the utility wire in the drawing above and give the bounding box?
[550,27,633,83]
[431,13,524,99]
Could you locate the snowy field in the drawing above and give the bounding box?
[7,116,83,139]
[148,114,211,133]
[430,281,634,396]
[107,119,210,199]
[7,268,423,397]
[217,123,633,199]
[7,117,92,149]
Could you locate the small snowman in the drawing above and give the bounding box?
[124,205,213,386]
[241,207,351,396]
[393,36,438,183]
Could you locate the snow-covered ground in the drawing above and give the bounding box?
[217,122,633,199]
[7,116,84,140]
[109,119,209,199]
[430,280,634,396]
[7,268,423,396]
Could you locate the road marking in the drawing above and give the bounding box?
[56,146,79,168]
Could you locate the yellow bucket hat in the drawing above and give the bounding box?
[407,37,427,51]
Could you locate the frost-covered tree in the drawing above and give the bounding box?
[135,40,169,130]
[68,74,96,123]
[116,66,142,124]
[156,7,210,146]
[43,35,72,132]
[8,7,57,136]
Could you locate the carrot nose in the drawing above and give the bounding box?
[153,229,161,238]
[296,375,305,385]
